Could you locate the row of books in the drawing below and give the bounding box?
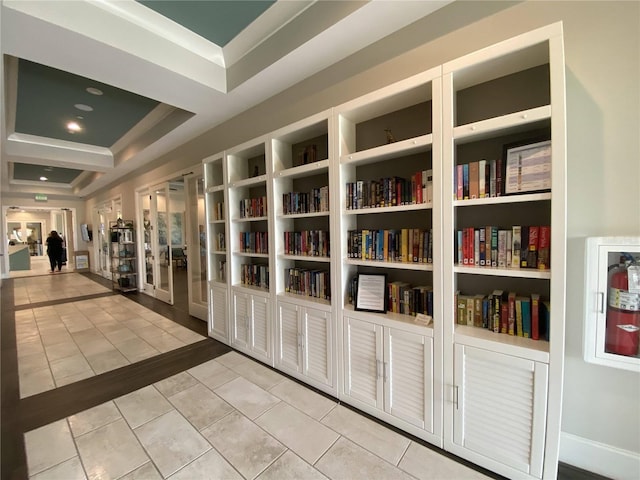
[347,277,434,317]
[347,228,433,264]
[240,263,269,289]
[456,225,550,270]
[215,233,225,251]
[239,196,267,218]
[284,267,331,300]
[213,202,224,221]
[284,230,329,257]
[455,159,502,200]
[238,232,268,254]
[282,186,329,215]
[455,290,549,340]
[294,144,320,166]
[346,170,433,210]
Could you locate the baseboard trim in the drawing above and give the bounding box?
[560,432,640,480]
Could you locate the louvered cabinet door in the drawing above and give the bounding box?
[384,327,433,432]
[454,344,548,477]
[302,307,332,387]
[249,295,271,361]
[232,290,249,349]
[210,286,228,343]
[277,301,301,373]
[344,317,383,409]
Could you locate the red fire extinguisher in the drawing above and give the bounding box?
[606,254,640,356]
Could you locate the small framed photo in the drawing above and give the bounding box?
[504,139,552,195]
[355,273,387,313]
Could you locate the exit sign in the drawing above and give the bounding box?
[35,194,48,201]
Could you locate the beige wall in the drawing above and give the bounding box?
[85,1,640,474]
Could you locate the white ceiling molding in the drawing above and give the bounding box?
[6,133,114,171]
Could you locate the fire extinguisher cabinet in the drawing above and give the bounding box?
[584,237,640,372]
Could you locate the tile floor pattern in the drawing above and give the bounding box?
[24,351,489,480]
[14,274,206,398]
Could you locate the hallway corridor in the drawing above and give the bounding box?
[1,273,492,480]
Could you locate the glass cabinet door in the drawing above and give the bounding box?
[584,237,640,372]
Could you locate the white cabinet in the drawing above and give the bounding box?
[452,345,548,478]
[203,22,567,480]
[441,23,566,478]
[232,288,272,363]
[209,284,228,343]
[276,300,334,393]
[344,316,435,439]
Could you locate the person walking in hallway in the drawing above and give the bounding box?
[46,230,64,273]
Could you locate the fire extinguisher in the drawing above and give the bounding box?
[606,253,640,356]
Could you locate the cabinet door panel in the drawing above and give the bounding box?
[210,286,228,341]
[232,291,249,349]
[385,327,433,432]
[454,345,548,476]
[344,317,383,409]
[277,301,301,372]
[303,307,331,387]
[250,295,271,359]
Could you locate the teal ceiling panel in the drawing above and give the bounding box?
[13,163,84,184]
[15,59,159,147]
[138,0,275,46]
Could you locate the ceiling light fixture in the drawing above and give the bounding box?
[66,121,82,133]
[86,87,103,96]
[74,104,93,112]
[40,176,48,181]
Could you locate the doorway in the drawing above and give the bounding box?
[3,207,77,277]
[137,171,206,320]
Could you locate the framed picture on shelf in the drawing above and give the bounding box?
[355,273,387,313]
[503,139,551,195]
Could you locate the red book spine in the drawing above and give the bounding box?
[531,294,540,340]
[500,302,509,334]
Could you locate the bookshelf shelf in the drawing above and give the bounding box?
[454,324,549,363]
[229,174,267,188]
[453,105,551,144]
[233,283,270,296]
[278,292,332,309]
[345,202,432,215]
[280,254,331,263]
[340,134,433,166]
[234,251,269,258]
[454,192,551,207]
[278,211,329,219]
[233,216,268,223]
[345,258,434,271]
[212,250,226,255]
[454,265,551,279]
[206,185,225,193]
[343,305,435,336]
[275,159,330,179]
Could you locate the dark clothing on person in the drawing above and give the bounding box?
[46,232,64,272]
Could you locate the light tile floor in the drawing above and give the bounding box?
[25,351,490,480]
[14,274,205,398]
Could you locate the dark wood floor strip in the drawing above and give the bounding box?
[12,291,117,311]
[18,339,230,432]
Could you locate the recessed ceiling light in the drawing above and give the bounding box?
[76,115,84,120]
[74,104,93,112]
[67,121,82,133]
[40,176,48,181]
[86,87,103,96]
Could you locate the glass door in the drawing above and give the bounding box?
[152,183,173,304]
[140,192,155,295]
[186,173,207,320]
[97,215,110,279]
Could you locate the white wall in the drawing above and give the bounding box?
[84,1,640,476]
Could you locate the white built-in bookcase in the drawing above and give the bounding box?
[203,23,566,479]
